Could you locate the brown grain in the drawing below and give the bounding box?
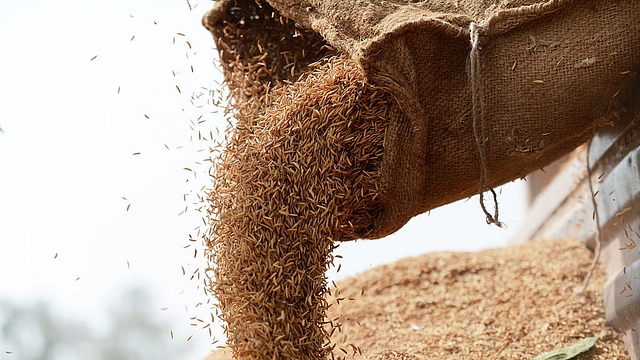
[206,240,630,359]
[201,14,390,356]
[199,1,629,359]
[324,239,629,360]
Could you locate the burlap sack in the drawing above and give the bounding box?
[204,0,640,239]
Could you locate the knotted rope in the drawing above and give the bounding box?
[469,22,502,227]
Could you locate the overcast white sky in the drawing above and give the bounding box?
[0,0,527,358]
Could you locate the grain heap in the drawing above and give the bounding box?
[206,239,630,360]
[325,239,630,359]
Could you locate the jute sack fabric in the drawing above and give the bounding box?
[205,0,640,239]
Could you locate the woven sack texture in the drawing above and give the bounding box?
[201,1,639,358]
[204,0,640,239]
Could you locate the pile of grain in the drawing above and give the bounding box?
[206,239,629,359]
[203,54,391,358]
[327,239,628,359]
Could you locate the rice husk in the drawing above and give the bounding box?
[203,54,390,359]
[200,1,630,358]
[202,1,393,357]
[205,239,630,359]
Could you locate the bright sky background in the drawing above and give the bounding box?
[0,0,528,359]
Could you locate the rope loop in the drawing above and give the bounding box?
[469,22,502,227]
